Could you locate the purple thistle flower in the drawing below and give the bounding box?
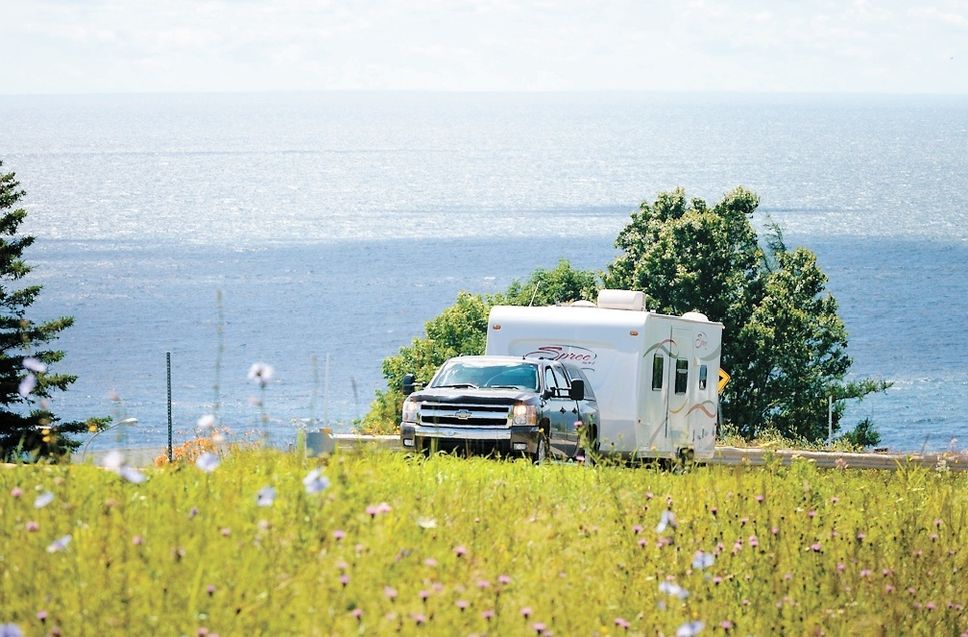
[632,524,643,535]
[453,545,467,558]
[455,600,468,611]
[339,574,350,587]
[206,584,216,596]
[809,542,822,552]
[755,494,764,503]
[332,529,346,541]
[720,620,734,630]
[423,558,437,567]
[384,586,397,601]
[412,613,427,625]
[476,579,491,590]
[614,617,630,630]
[132,535,144,546]
[25,521,39,533]
[532,622,546,634]
[521,607,532,619]
[10,487,22,499]
[351,608,363,620]
[419,590,430,601]
[498,574,512,586]
[35,611,47,622]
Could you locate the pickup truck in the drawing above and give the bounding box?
[399,355,599,461]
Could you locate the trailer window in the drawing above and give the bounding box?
[675,359,689,394]
[699,365,708,390]
[651,354,664,390]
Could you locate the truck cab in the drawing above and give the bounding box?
[399,355,598,461]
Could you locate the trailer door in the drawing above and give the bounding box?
[667,327,693,449]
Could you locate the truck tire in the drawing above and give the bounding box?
[532,431,550,464]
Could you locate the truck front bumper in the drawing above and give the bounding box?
[400,422,540,455]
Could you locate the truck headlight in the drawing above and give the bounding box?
[511,403,537,426]
[401,397,420,424]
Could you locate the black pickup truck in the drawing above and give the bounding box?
[399,355,599,461]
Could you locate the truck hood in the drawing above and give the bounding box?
[410,388,537,405]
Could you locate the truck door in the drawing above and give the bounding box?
[542,364,578,457]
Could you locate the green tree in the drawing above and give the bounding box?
[605,187,888,443]
[361,261,597,433]
[0,160,101,460]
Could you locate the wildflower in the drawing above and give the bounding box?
[247,362,274,387]
[632,524,643,534]
[615,617,630,630]
[934,518,943,528]
[856,531,866,542]
[456,600,468,611]
[384,586,397,601]
[712,576,723,585]
[256,486,275,507]
[35,611,47,623]
[532,622,546,633]
[720,620,734,630]
[351,608,363,620]
[656,509,677,533]
[189,507,200,518]
[412,613,427,625]
[807,510,816,519]
[860,569,872,578]
[498,574,512,586]
[46,535,72,553]
[102,450,126,472]
[836,563,845,573]
[454,545,467,558]
[119,466,147,484]
[197,414,217,430]
[658,581,689,600]
[419,590,430,601]
[830,496,840,504]
[26,521,39,532]
[482,609,495,621]
[132,535,143,545]
[18,373,37,397]
[0,625,23,637]
[709,506,718,516]
[303,469,330,494]
[748,535,759,548]
[691,551,715,570]
[771,527,779,536]
[332,530,346,541]
[521,607,532,618]
[196,453,220,473]
[423,558,437,567]
[676,620,704,637]
[339,574,350,587]
[755,494,764,503]
[476,579,491,590]
[34,491,54,509]
[206,584,216,596]
[885,585,894,593]
[926,602,937,611]
[23,357,47,374]
[10,487,22,499]
[220,528,231,537]
[645,491,654,500]
[416,517,437,529]
[809,542,822,552]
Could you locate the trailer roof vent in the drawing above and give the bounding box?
[597,289,646,311]
[571,300,596,308]
[682,311,709,322]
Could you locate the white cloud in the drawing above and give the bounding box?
[1,0,965,93]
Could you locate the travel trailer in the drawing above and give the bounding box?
[485,290,724,460]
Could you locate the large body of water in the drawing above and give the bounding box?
[1,92,965,452]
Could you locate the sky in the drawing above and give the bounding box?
[1,0,966,94]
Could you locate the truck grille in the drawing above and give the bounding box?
[419,402,511,427]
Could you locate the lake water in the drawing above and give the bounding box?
[1,92,966,451]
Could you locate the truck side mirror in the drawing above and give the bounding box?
[568,379,585,401]
[402,373,416,396]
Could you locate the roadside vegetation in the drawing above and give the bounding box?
[2,447,965,636]
[363,187,891,446]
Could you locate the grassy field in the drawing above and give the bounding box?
[2,448,966,636]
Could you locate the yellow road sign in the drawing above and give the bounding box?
[718,369,731,394]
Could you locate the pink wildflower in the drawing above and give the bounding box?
[332,529,346,541]
[384,586,397,601]
[498,574,512,585]
[456,600,468,611]
[453,545,467,558]
[521,607,532,619]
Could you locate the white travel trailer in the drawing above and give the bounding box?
[485,290,724,460]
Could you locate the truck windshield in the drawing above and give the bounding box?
[433,361,539,391]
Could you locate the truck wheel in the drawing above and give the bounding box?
[532,432,550,464]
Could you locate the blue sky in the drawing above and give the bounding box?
[2,0,966,94]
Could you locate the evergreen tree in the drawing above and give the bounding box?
[0,160,99,460]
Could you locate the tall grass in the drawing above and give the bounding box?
[2,449,966,635]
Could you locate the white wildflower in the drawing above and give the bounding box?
[34,491,54,509]
[303,469,330,494]
[46,534,72,553]
[196,452,220,473]
[256,486,276,507]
